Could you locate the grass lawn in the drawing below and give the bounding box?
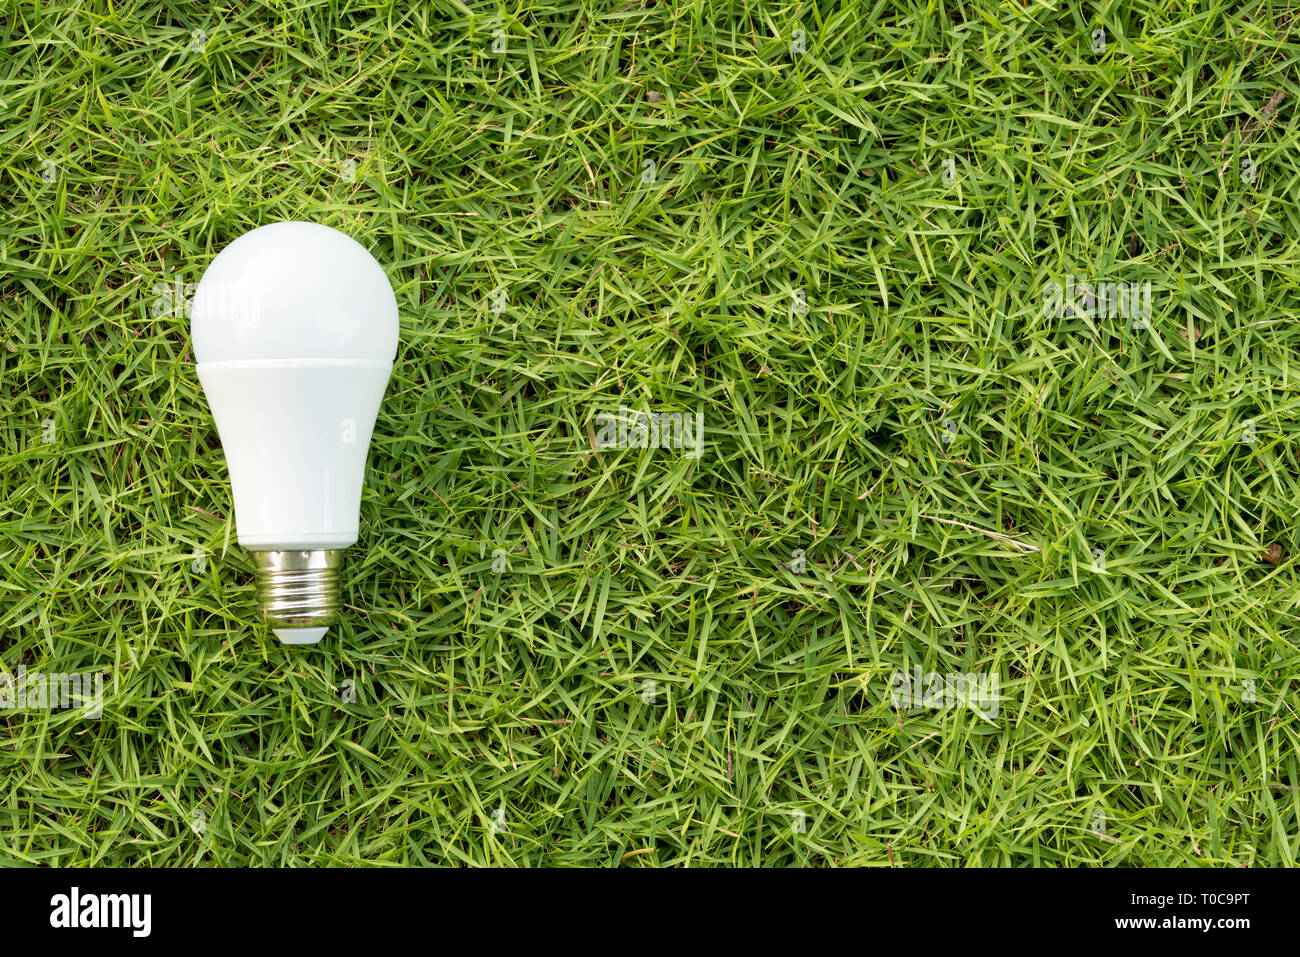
[2,0,1300,866]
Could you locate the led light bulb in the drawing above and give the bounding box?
[191,222,398,644]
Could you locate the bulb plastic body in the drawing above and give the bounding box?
[191,221,398,644]
[195,358,390,549]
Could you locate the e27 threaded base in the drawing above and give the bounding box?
[253,549,343,630]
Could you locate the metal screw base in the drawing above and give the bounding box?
[253,549,343,628]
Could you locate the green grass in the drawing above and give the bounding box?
[2,0,1300,866]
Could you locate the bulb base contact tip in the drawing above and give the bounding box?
[254,549,344,633]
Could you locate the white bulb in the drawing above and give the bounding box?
[191,222,399,645]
